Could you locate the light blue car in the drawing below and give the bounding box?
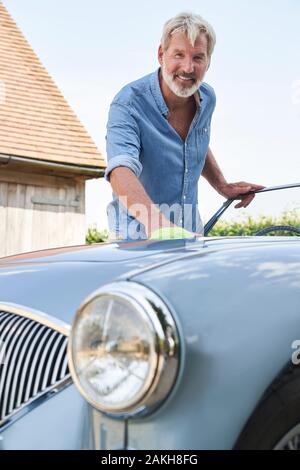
[0,183,300,450]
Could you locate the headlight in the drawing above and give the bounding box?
[68,282,180,416]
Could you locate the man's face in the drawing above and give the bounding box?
[158,32,209,98]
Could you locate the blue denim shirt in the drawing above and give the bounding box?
[105,68,216,240]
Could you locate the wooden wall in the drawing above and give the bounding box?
[0,168,85,256]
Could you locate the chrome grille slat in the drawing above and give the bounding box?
[0,312,10,325]
[0,314,22,343]
[51,336,68,384]
[23,328,53,403]
[0,316,29,416]
[41,334,65,390]
[33,330,58,395]
[8,322,40,414]
[1,319,33,418]
[60,353,69,380]
[15,324,47,408]
[0,309,70,426]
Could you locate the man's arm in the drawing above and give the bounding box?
[109,167,174,237]
[202,147,265,208]
[202,146,227,193]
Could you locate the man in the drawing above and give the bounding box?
[105,12,264,240]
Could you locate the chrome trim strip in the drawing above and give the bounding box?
[0,303,70,336]
[68,281,181,418]
[254,183,300,193]
[0,375,73,431]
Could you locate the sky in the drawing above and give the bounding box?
[3,0,300,229]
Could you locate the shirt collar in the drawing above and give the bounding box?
[150,68,203,116]
[194,89,202,106]
[150,68,169,117]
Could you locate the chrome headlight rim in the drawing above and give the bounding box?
[68,281,180,417]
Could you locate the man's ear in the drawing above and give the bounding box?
[158,45,163,66]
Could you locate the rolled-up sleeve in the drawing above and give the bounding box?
[105,102,142,181]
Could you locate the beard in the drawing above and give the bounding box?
[161,59,202,98]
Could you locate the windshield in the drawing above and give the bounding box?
[204,184,300,236]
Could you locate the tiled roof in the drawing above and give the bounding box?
[0,2,105,169]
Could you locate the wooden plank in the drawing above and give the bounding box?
[5,182,26,256]
[0,178,86,255]
[29,184,85,251]
[22,184,35,252]
[31,185,48,251]
[63,184,85,246]
[42,186,53,249]
[75,181,85,215]
[56,187,67,247]
[63,185,76,246]
[0,182,8,256]
[0,169,79,188]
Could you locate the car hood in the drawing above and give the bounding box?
[0,236,294,264]
[0,236,298,325]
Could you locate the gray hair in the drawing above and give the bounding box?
[161,12,216,60]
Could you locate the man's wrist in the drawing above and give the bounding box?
[215,180,229,197]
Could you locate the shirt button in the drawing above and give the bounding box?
[179,219,183,224]
[185,169,188,173]
[204,128,207,133]
[183,195,186,200]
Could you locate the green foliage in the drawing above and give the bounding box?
[86,227,109,244]
[208,209,300,237]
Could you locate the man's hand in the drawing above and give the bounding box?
[218,182,266,208]
[150,227,196,240]
[202,150,266,208]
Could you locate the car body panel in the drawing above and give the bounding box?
[0,238,248,321]
[0,385,85,449]
[125,240,300,449]
[0,237,294,322]
[1,235,300,449]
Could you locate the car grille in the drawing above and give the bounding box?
[0,310,69,425]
